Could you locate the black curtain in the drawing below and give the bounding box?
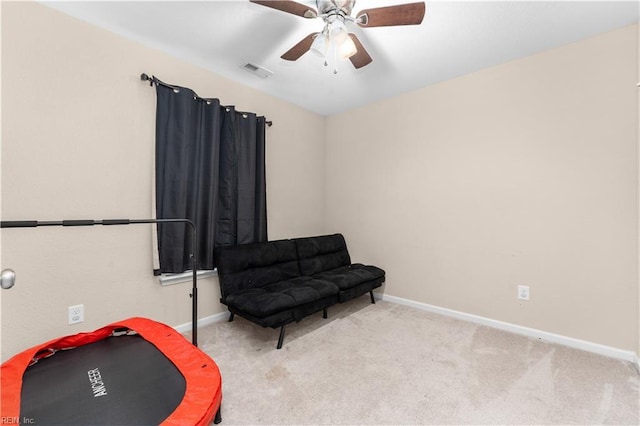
[154,79,267,273]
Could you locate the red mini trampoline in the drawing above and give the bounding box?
[1,317,222,425]
[0,219,222,425]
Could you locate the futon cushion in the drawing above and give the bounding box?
[214,239,300,301]
[224,277,339,318]
[312,264,385,291]
[294,234,351,276]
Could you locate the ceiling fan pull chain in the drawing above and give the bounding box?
[325,25,333,70]
[324,31,328,67]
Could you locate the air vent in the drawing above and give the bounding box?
[242,63,274,79]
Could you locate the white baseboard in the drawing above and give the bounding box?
[173,311,229,334]
[376,293,639,366]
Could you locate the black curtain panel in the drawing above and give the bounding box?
[154,79,267,273]
[217,109,267,246]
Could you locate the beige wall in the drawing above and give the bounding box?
[326,25,639,352]
[1,1,638,361]
[0,2,325,360]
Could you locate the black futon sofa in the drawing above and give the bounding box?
[214,234,385,349]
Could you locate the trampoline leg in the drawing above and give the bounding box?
[323,308,328,319]
[276,325,286,349]
[228,312,234,322]
[214,406,222,424]
[370,290,376,304]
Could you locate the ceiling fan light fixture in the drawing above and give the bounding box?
[310,33,329,57]
[339,36,357,59]
[329,19,348,43]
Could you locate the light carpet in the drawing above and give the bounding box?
[194,297,640,425]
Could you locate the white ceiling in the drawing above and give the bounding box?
[42,1,639,116]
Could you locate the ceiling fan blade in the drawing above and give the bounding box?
[348,34,372,69]
[281,33,319,61]
[250,0,318,18]
[357,2,425,27]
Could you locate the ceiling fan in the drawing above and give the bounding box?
[250,0,426,71]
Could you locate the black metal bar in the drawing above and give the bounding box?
[214,406,222,424]
[370,290,376,304]
[228,312,235,322]
[277,325,286,350]
[103,219,131,225]
[0,220,38,227]
[323,308,328,319]
[63,220,95,226]
[1,218,199,346]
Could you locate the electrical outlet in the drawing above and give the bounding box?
[517,285,530,301]
[68,304,84,325]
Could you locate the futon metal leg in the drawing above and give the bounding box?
[276,325,286,350]
[370,290,376,304]
[214,406,222,424]
[323,308,328,319]
[228,312,235,322]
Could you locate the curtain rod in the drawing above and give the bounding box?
[140,73,272,127]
